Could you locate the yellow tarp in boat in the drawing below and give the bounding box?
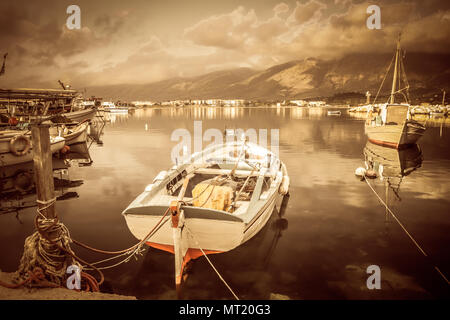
[192,182,234,211]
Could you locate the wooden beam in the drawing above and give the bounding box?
[194,167,270,177]
[31,124,56,222]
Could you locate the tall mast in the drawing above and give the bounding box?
[390,34,401,104]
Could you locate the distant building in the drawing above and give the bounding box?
[290,100,308,106]
[222,99,245,107]
[308,101,326,107]
[132,101,155,106]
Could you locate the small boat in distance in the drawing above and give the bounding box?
[327,110,341,116]
[122,138,290,291]
[102,101,128,113]
[364,35,425,149]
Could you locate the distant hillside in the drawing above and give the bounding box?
[86,52,450,103]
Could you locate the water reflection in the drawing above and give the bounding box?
[363,142,423,232]
[104,112,130,125]
[0,106,449,299]
[364,142,423,180]
[88,118,106,146]
[0,142,91,220]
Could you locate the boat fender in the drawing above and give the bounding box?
[9,135,31,156]
[153,170,168,183]
[355,167,366,180]
[8,117,18,126]
[60,145,71,154]
[279,175,290,195]
[365,169,377,179]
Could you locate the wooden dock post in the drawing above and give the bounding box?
[14,123,65,285]
[31,123,57,233]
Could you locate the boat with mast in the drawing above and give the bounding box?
[365,34,426,149]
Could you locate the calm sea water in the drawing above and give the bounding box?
[1,106,449,299]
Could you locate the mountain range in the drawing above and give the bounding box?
[85,52,450,103]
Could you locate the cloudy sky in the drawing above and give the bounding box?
[0,0,449,88]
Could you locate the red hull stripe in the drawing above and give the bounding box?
[146,241,222,263]
[146,242,223,284]
[368,138,399,149]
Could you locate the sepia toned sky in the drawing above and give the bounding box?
[0,0,449,88]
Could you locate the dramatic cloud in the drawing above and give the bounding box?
[289,0,326,24]
[0,0,448,88]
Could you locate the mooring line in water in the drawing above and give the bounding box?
[83,217,171,271]
[72,208,171,255]
[185,226,240,300]
[364,177,450,285]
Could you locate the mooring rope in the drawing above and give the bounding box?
[364,177,450,285]
[72,208,170,255]
[33,197,106,290]
[185,226,240,300]
[83,216,171,271]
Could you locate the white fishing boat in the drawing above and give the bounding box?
[122,139,290,289]
[49,120,89,145]
[0,131,65,166]
[365,35,425,149]
[102,102,128,113]
[60,106,97,122]
[410,105,429,116]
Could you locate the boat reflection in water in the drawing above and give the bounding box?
[364,141,423,180]
[87,118,106,146]
[363,141,423,229]
[0,142,91,219]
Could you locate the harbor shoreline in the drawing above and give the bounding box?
[0,271,136,300]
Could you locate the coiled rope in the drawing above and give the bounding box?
[364,177,449,285]
[0,198,103,292]
[33,199,105,290]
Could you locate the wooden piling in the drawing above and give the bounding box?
[31,124,57,234]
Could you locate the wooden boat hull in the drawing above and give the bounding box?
[63,107,97,122]
[124,189,281,254]
[125,213,244,253]
[54,121,89,145]
[365,120,425,149]
[65,127,87,145]
[0,136,65,166]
